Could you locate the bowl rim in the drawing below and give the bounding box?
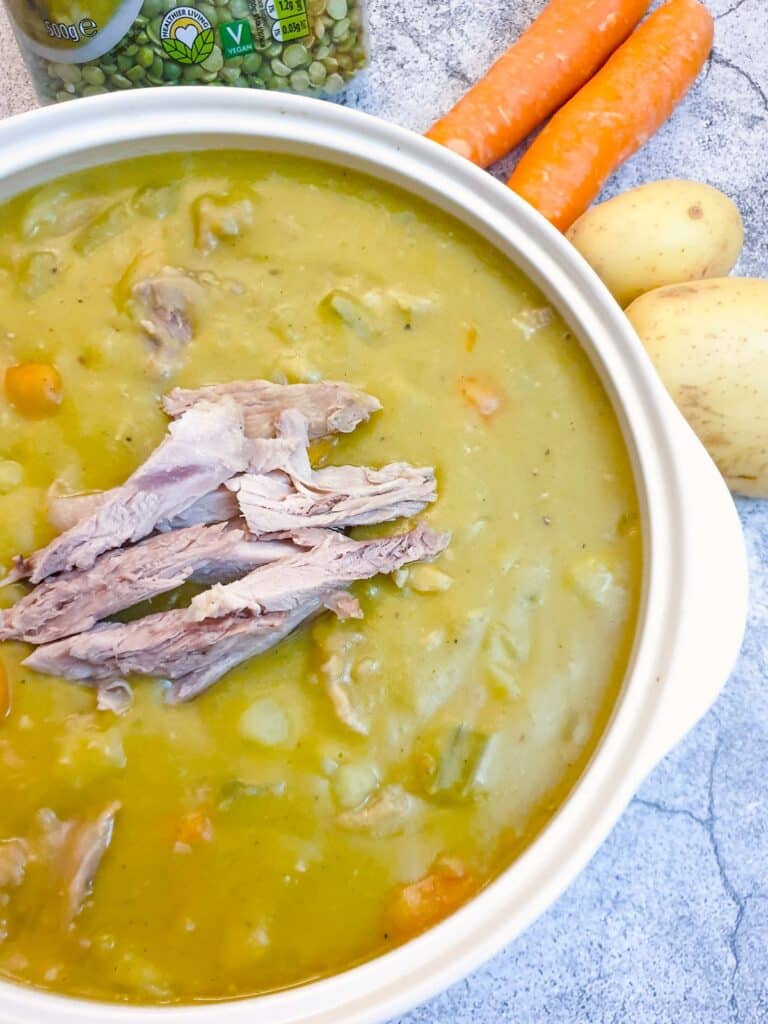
[0,88,740,1024]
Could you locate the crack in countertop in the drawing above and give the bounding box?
[715,0,753,21]
[711,51,768,115]
[633,726,751,1024]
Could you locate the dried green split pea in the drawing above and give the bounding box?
[35,0,365,102]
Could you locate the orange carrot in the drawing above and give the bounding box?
[508,0,714,231]
[459,377,503,418]
[4,362,63,418]
[426,0,651,168]
[385,857,477,939]
[175,809,213,846]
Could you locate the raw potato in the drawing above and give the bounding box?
[626,278,768,497]
[567,180,744,307]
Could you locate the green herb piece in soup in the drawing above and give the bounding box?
[417,725,496,804]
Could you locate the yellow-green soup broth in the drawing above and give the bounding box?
[0,152,641,1004]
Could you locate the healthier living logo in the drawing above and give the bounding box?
[160,6,215,64]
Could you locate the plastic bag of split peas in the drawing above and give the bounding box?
[4,0,366,103]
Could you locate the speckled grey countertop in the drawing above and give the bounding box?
[0,2,766,1021]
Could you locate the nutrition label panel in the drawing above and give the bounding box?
[250,0,309,46]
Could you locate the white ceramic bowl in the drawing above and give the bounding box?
[0,89,748,1024]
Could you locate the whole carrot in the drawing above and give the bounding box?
[508,0,714,231]
[426,0,651,168]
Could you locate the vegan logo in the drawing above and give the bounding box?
[219,18,255,58]
[160,6,214,64]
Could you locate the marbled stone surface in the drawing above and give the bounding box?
[0,2,766,1020]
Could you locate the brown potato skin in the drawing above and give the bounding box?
[627,278,768,497]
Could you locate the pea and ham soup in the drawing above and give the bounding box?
[0,153,641,1004]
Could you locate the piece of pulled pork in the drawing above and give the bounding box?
[24,525,448,701]
[132,268,204,378]
[56,802,120,924]
[14,399,248,584]
[0,804,119,929]
[48,485,240,535]
[163,378,381,440]
[4,377,448,706]
[0,838,29,889]
[0,524,295,644]
[229,408,437,534]
[190,522,449,621]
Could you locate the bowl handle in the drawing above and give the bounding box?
[644,415,748,768]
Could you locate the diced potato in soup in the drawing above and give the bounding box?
[0,153,641,1003]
